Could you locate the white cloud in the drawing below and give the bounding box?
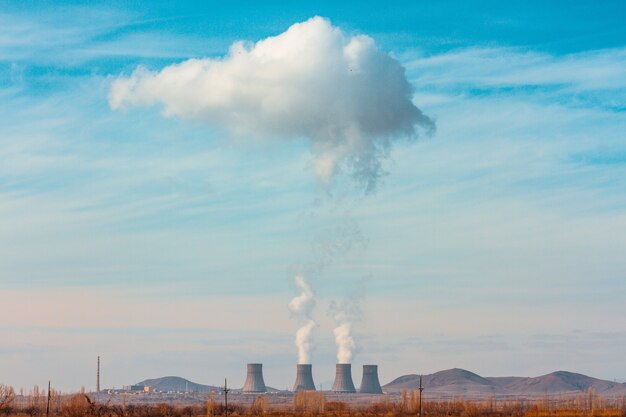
[109,17,434,192]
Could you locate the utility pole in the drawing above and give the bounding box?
[46,381,51,417]
[97,356,101,402]
[418,375,424,417]
[223,378,230,417]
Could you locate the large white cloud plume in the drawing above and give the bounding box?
[109,16,434,192]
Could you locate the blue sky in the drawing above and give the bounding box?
[1,1,626,391]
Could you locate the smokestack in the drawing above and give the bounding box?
[331,363,356,393]
[292,364,316,391]
[359,365,383,394]
[242,363,267,393]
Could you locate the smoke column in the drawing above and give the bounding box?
[109,15,433,363]
[288,275,317,364]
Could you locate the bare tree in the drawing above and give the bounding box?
[0,385,15,414]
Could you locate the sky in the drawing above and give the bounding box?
[1,0,626,392]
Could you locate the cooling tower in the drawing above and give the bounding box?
[242,363,267,393]
[292,364,316,391]
[359,365,383,394]
[331,363,356,393]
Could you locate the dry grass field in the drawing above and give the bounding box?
[1,386,625,417]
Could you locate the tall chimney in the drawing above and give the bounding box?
[292,364,316,391]
[359,365,383,394]
[242,363,267,393]
[331,363,356,393]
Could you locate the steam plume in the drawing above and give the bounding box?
[329,277,369,363]
[109,16,434,192]
[333,319,356,364]
[288,275,317,364]
[330,280,366,364]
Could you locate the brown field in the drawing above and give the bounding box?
[1,386,625,417]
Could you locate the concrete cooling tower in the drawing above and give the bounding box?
[359,365,383,394]
[331,363,356,393]
[242,363,267,393]
[292,364,316,391]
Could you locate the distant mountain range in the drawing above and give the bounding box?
[384,368,626,398]
[135,369,626,398]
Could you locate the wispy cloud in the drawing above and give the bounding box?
[407,47,626,94]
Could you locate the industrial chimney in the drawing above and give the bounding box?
[359,365,383,394]
[292,364,316,391]
[242,363,267,393]
[331,363,356,393]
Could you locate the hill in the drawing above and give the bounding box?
[496,371,626,396]
[385,369,496,396]
[135,376,282,393]
[136,376,219,393]
[384,369,626,398]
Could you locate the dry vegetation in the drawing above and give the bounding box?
[1,386,625,417]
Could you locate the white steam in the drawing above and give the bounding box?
[333,319,356,364]
[109,16,434,192]
[288,275,317,364]
[294,320,316,364]
[330,282,366,364]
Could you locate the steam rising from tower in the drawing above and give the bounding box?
[242,363,267,393]
[359,365,383,394]
[109,17,433,393]
[292,364,316,391]
[332,363,356,393]
[333,321,356,364]
[289,275,317,364]
[330,287,364,364]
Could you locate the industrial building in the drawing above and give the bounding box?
[359,365,383,394]
[242,363,267,393]
[332,364,357,393]
[292,364,316,391]
[239,361,383,394]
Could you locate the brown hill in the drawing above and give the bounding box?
[384,369,626,398]
[495,371,626,396]
[136,376,219,392]
[135,376,281,393]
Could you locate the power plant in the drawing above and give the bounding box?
[242,363,267,393]
[332,363,357,393]
[240,362,383,394]
[359,365,383,394]
[292,364,316,391]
